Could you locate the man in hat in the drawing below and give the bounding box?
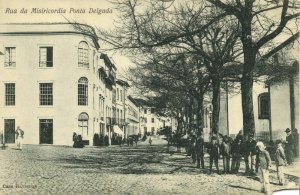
[220,135,231,174]
[15,126,24,150]
[285,128,294,165]
[208,136,220,174]
[292,128,299,157]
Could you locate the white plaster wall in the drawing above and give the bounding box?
[270,81,291,140]
[226,82,269,135]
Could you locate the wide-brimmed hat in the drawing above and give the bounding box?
[285,128,291,133]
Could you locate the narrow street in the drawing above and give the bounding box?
[0,137,298,195]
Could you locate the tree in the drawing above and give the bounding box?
[207,0,299,136]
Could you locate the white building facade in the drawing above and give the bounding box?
[0,23,116,146]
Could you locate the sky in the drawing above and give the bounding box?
[0,0,134,77]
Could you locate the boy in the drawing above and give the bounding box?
[275,139,286,185]
[256,141,271,194]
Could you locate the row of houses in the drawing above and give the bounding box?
[0,23,176,146]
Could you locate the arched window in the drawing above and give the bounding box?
[258,92,270,119]
[78,112,89,139]
[78,77,88,105]
[78,41,89,68]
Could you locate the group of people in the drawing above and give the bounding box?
[186,128,299,194]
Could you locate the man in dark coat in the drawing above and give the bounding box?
[208,136,220,174]
[285,128,294,165]
[231,138,242,173]
[195,134,205,169]
[244,134,257,175]
[220,136,231,174]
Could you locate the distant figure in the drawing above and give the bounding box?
[195,134,205,169]
[208,136,220,174]
[231,139,242,173]
[244,134,257,175]
[72,132,77,148]
[15,126,24,150]
[256,141,271,194]
[275,139,287,186]
[149,138,152,146]
[285,128,294,165]
[220,136,230,174]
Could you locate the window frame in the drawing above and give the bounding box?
[39,46,53,68]
[258,92,270,119]
[5,83,15,106]
[78,41,89,68]
[78,77,88,106]
[4,47,16,67]
[39,83,53,106]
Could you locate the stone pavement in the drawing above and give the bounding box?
[0,139,299,195]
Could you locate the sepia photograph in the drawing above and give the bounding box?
[0,0,299,194]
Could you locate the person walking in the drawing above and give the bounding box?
[208,136,220,174]
[195,134,205,169]
[285,128,294,165]
[15,126,24,150]
[220,136,231,174]
[275,139,287,186]
[149,138,152,146]
[256,141,271,194]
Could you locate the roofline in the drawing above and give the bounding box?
[0,23,100,49]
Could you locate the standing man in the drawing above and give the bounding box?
[208,136,220,174]
[285,128,294,165]
[245,134,257,175]
[195,133,205,169]
[231,139,242,173]
[220,136,231,174]
[15,126,24,150]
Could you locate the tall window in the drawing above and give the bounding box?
[78,41,89,68]
[258,93,270,119]
[40,83,53,106]
[78,77,88,105]
[39,47,53,67]
[5,83,15,106]
[151,118,154,123]
[5,47,16,67]
[120,90,123,102]
[144,109,147,114]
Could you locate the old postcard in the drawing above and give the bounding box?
[0,0,299,194]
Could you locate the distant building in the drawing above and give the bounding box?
[126,96,140,136]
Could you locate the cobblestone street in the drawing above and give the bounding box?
[0,138,299,195]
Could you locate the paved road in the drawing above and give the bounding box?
[0,138,298,195]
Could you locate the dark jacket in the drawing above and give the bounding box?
[220,142,230,156]
[195,137,205,154]
[286,134,294,149]
[208,142,219,158]
[257,149,271,169]
[231,141,242,157]
[245,140,257,156]
[275,146,286,166]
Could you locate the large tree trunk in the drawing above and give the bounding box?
[241,44,256,138]
[211,77,221,135]
[240,13,256,138]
